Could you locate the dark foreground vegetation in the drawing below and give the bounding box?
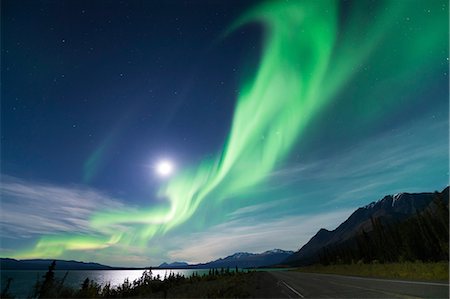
[318,192,449,265]
[1,261,281,298]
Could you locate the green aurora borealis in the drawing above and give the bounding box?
[12,0,448,260]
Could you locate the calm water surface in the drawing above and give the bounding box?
[1,269,209,298]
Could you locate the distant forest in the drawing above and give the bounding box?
[319,192,449,265]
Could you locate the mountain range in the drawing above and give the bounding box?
[285,187,449,266]
[1,249,294,270]
[159,249,294,269]
[0,258,115,270]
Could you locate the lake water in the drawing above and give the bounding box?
[1,269,210,298]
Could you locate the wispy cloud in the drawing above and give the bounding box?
[167,209,352,264]
[266,118,448,201]
[0,175,124,238]
[228,196,296,219]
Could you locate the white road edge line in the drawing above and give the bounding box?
[355,278,449,287]
[308,273,449,287]
[281,280,305,298]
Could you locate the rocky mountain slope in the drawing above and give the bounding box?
[285,187,449,265]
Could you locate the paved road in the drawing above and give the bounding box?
[269,271,449,298]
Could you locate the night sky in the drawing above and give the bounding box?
[1,0,448,266]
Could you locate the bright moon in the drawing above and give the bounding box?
[156,160,174,177]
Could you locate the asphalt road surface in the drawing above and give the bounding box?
[269,271,449,298]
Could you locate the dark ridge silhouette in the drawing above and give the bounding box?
[0,258,114,270]
[285,187,449,266]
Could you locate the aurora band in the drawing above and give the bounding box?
[16,0,447,258]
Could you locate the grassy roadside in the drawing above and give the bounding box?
[295,261,449,281]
